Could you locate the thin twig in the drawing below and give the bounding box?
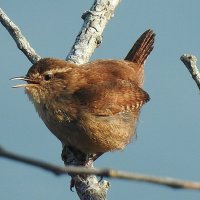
[180,54,200,91]
[0,8,41,64]
[1,146,200,191]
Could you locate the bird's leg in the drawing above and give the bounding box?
[61,145,104,190]
[62,145,103,166]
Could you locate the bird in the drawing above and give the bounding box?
[11,29,155,160]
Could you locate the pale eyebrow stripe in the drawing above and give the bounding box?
[43,68,73,75]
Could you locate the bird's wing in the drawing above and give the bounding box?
[73,79,150,116]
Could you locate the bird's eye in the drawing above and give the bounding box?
[44,73,54,81]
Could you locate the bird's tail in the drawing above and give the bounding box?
[125,29,155,65]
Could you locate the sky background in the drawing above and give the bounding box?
[1,0,200,199]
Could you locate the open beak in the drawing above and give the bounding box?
[10,76,37,88]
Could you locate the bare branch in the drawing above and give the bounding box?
[1,146,200,191]
[66,0,121,64]
[180,54,200,90]
[0,8,41,64]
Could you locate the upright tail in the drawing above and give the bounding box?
[125,29,155,65]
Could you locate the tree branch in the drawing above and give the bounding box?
[66,0,121,64]
[0,8,41,64]
[1,145,200,191]
[180,54,200,90]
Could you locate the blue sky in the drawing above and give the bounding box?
[1,1,200,199]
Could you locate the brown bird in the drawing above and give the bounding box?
[12,29,155,157]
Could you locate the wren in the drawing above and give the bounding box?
[12,29,155,155]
